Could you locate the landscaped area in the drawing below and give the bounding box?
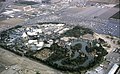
[0,23,108,72]
[62,26,94,37]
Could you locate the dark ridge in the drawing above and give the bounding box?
[110,11,120,19]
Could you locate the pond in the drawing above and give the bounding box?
[53,40,94,68]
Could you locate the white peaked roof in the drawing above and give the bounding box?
[56,24,64,27]
[26,27,30,31]
[22,32,28,38]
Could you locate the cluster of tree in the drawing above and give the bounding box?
[117,40,120,45]
[44,43,89,72]
[46,43,68,61]
[18,1,39,5]
[0,25,22,42]
[36,72,41,74]
[98,38,106,44]
[91,43,108,56]
[62,26,93,37]
[62,55,87,66]
[37,22,65,25]
[71,43,82,51]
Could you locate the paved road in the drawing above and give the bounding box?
[99,7,119,19]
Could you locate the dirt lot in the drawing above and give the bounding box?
[0,18,25,31]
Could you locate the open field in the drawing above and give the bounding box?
[0,18,24,25]
[0,18,25,31]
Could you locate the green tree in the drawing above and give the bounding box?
[36,71,40,74]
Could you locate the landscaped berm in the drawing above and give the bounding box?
[0,22,108,72]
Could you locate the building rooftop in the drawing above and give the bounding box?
[108,64,119,74]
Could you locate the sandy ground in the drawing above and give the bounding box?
[0,18,25,31]
[82,33,120,53]
[93,33,120,53]
[0,48,62,74]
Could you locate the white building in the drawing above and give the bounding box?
[58,28,69,34]
[1,10,14,15]
[28,40,44,50]
[108,64,119,74]
[26,28,42,36]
